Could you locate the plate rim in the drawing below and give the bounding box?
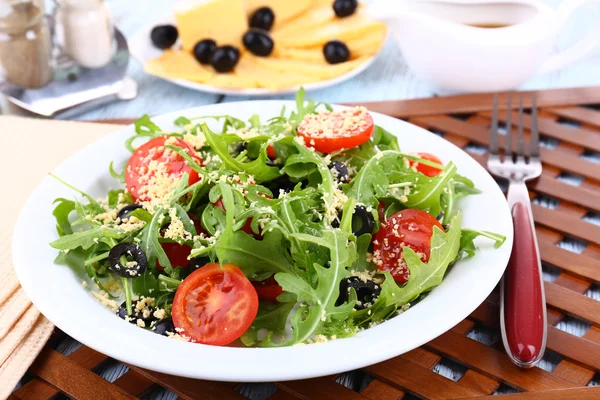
[12,100,514,382]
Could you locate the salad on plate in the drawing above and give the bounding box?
[50,90,505,347]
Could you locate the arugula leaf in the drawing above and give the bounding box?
[348,151,401,209]
[50,227,125,251]
[139,209,171,269]
[109,161,126,184]
[192,115,246,132]
[254,229,356,346]
[174,116,191,127]
[132,270,159,297]
[52,198,75,236]
[201,125,280,182]
[371,125,400,151]
[459,229,506,259]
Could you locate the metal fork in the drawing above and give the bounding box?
[488,93,547,368]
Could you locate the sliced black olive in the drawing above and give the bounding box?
[116,300,156,323]
[116,204,143,223]
[243,29,274,57]
[210,45,240,72]
[193,39,217,65]
[336,276,381,310]
[108,243,148,278]
[333,0,358,17]
[352,205,375,236]
[150,25,178,49]
[186,256,211,276]
[153,317,175,336]
[323,40,350,64]
[250,7,275,31]
[329,161,349,183]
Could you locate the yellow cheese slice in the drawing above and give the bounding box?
[244,0,316,25]
[273,24,387,63]
[234,56,320,90]
[175,0,248,51]
[275,12,381,48]
[144,50,213,82]
[249,54,370,80]
[272,6,335,38]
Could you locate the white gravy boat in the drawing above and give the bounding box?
[368,0,600,93]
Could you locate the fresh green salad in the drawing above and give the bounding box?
[50,90,505,346]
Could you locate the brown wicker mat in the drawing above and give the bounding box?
[10,87,600,400]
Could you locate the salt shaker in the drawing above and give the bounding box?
[55,0,113,68]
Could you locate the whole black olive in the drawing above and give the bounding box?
[333,0,358,18]
[243,29,274,57]
[186,256,211,276]
[336,276,381,309]
[329,161,349,183]
[193,39,217,65]
[150,25,178,49]
[250,7,275,31]
[323,40,350,64]
[352,205,375,236]
[116,204,143,223]
[210,46,240,73]
[153,317,175,336]
[108,243,148,278]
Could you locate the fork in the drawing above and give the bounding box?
[488,93,547,368]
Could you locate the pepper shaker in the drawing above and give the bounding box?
[54,0,113,68]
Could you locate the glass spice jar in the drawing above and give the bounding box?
[0,0,53,88]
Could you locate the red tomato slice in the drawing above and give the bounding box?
[126,136,202,201]
[157,242,191,271]
[373,209,444,283]
[410,152,443,177]
[267,145,277,159]
[296,107,374,153]
[252,276,283,303]
[172,263,258,345]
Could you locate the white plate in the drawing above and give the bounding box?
[128,17,378,96]
[13,101,513,382]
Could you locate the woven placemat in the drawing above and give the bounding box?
[8,87,600,399]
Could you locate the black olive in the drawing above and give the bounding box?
[108,243,148,278]
[193,39,217,65]
[116,204,143,223]
[333,0,358,18]
[243,29,274,57]
[153,317,175,336]
[352,205,375,236]
[235,141,248,153]
[249,7,275,31]
[116,300,156,323]
[336,277,381,309]
[150,25,178,49]
[210,46,240,73]
[323,40,350,64]
[186,256,211,276]
[329,161,349,183]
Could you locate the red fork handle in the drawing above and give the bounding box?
[501,200,547,367]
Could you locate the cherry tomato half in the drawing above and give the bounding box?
[373,209,444,283]
[410,152,443,177]
[267,144,277,159]
[126,136,202,201]
[172,263,259,345]
[251,276,283,303]
[297,107,374,153]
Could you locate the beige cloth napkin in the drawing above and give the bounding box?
[0,116,121,399]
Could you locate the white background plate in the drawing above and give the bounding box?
[128,17,378,96]
[13,101,513,382]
